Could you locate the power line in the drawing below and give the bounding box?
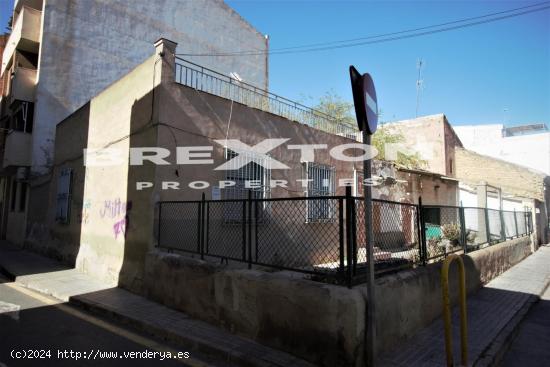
[248,1,550,53]
[176,2,550,57]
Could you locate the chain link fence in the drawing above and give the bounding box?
[157,191,532,286]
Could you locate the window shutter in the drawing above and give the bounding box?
[56,168,72,223]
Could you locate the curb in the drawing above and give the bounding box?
[0,263,16,281]
[69,295,317,367]
[474,278,550,367]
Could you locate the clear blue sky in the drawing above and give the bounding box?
[1,0,548,126]
[225,0,550,126]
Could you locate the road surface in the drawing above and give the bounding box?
[0,274,206,367]
[500,285,550,366]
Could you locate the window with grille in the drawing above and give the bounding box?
[222,149,271,223]
[55,168,72,224]
[303,162,335,222]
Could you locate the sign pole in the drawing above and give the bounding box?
[349,65,378,366]
[363,131,376,367]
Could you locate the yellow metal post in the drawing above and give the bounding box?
[441,254,468,367]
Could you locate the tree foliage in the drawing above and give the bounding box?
[371,127,427,169]
[313,91,356,127]
[314,91,427,169]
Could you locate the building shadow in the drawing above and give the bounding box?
[24,103,91,269]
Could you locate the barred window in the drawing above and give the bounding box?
[303,162,335,222]
[223,149,271,223]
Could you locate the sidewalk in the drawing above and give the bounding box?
[0,242,110,301]
[378,245,550,367]
[0,242,316,367]
[500,283,550,366]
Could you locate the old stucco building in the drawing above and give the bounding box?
[382,114,464,178]
[17,40,463,365]
[0,0,269,243]
[383,114,549,247]
[455,148,549,246]
[24,38,460,286]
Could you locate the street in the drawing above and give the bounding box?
[0,275,200,367]
[501,285,550,366]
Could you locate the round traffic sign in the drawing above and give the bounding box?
[362,73,378,134]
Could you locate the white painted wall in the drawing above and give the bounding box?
[460,188,527,211]
[454,124,550,175]
[31,0,268,175]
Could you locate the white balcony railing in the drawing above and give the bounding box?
[1,6,42,76]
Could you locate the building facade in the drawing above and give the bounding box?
[0,0,268,242]
[382,114,464,178]
[455,148,549,246]
[454,123,550,175]
[24,40,458,288]
[383,115,549,247]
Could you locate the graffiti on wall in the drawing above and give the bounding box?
[78,199,92,225]
[99,198,132,239]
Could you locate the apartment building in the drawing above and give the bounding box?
[0,0,268,243]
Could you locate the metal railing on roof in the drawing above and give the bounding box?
[174,57,359,140]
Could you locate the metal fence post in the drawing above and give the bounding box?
[499,209,506,241]
[484,208,491,245]
[345,186,353,287]
[205,200,210,256]
[459,206,467,254]
[418,197,427,265]
[200,193,205,259]
[157,202,162,248]
[242,196,247,262]
[254,200,259,263]
[351,194,358,276]
[513,208,519,238]
[338,197,345,278]
[248,190,253,269]
[523,209,531,235]
[197,195,203,254]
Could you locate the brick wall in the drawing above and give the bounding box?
[455,148,547,201]
[0,34,8,95]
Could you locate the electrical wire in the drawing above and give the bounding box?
[176,2,550,57]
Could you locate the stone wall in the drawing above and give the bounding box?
[143,236,532,366]
[371,236,532,354]
[455,148,547,202]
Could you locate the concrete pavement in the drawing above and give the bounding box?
[378,246,550,367]
[3,240,549,367]
[0,242,316,367]
[500,283,550,366]
[0,273,192,367]
[0,242,109,301]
